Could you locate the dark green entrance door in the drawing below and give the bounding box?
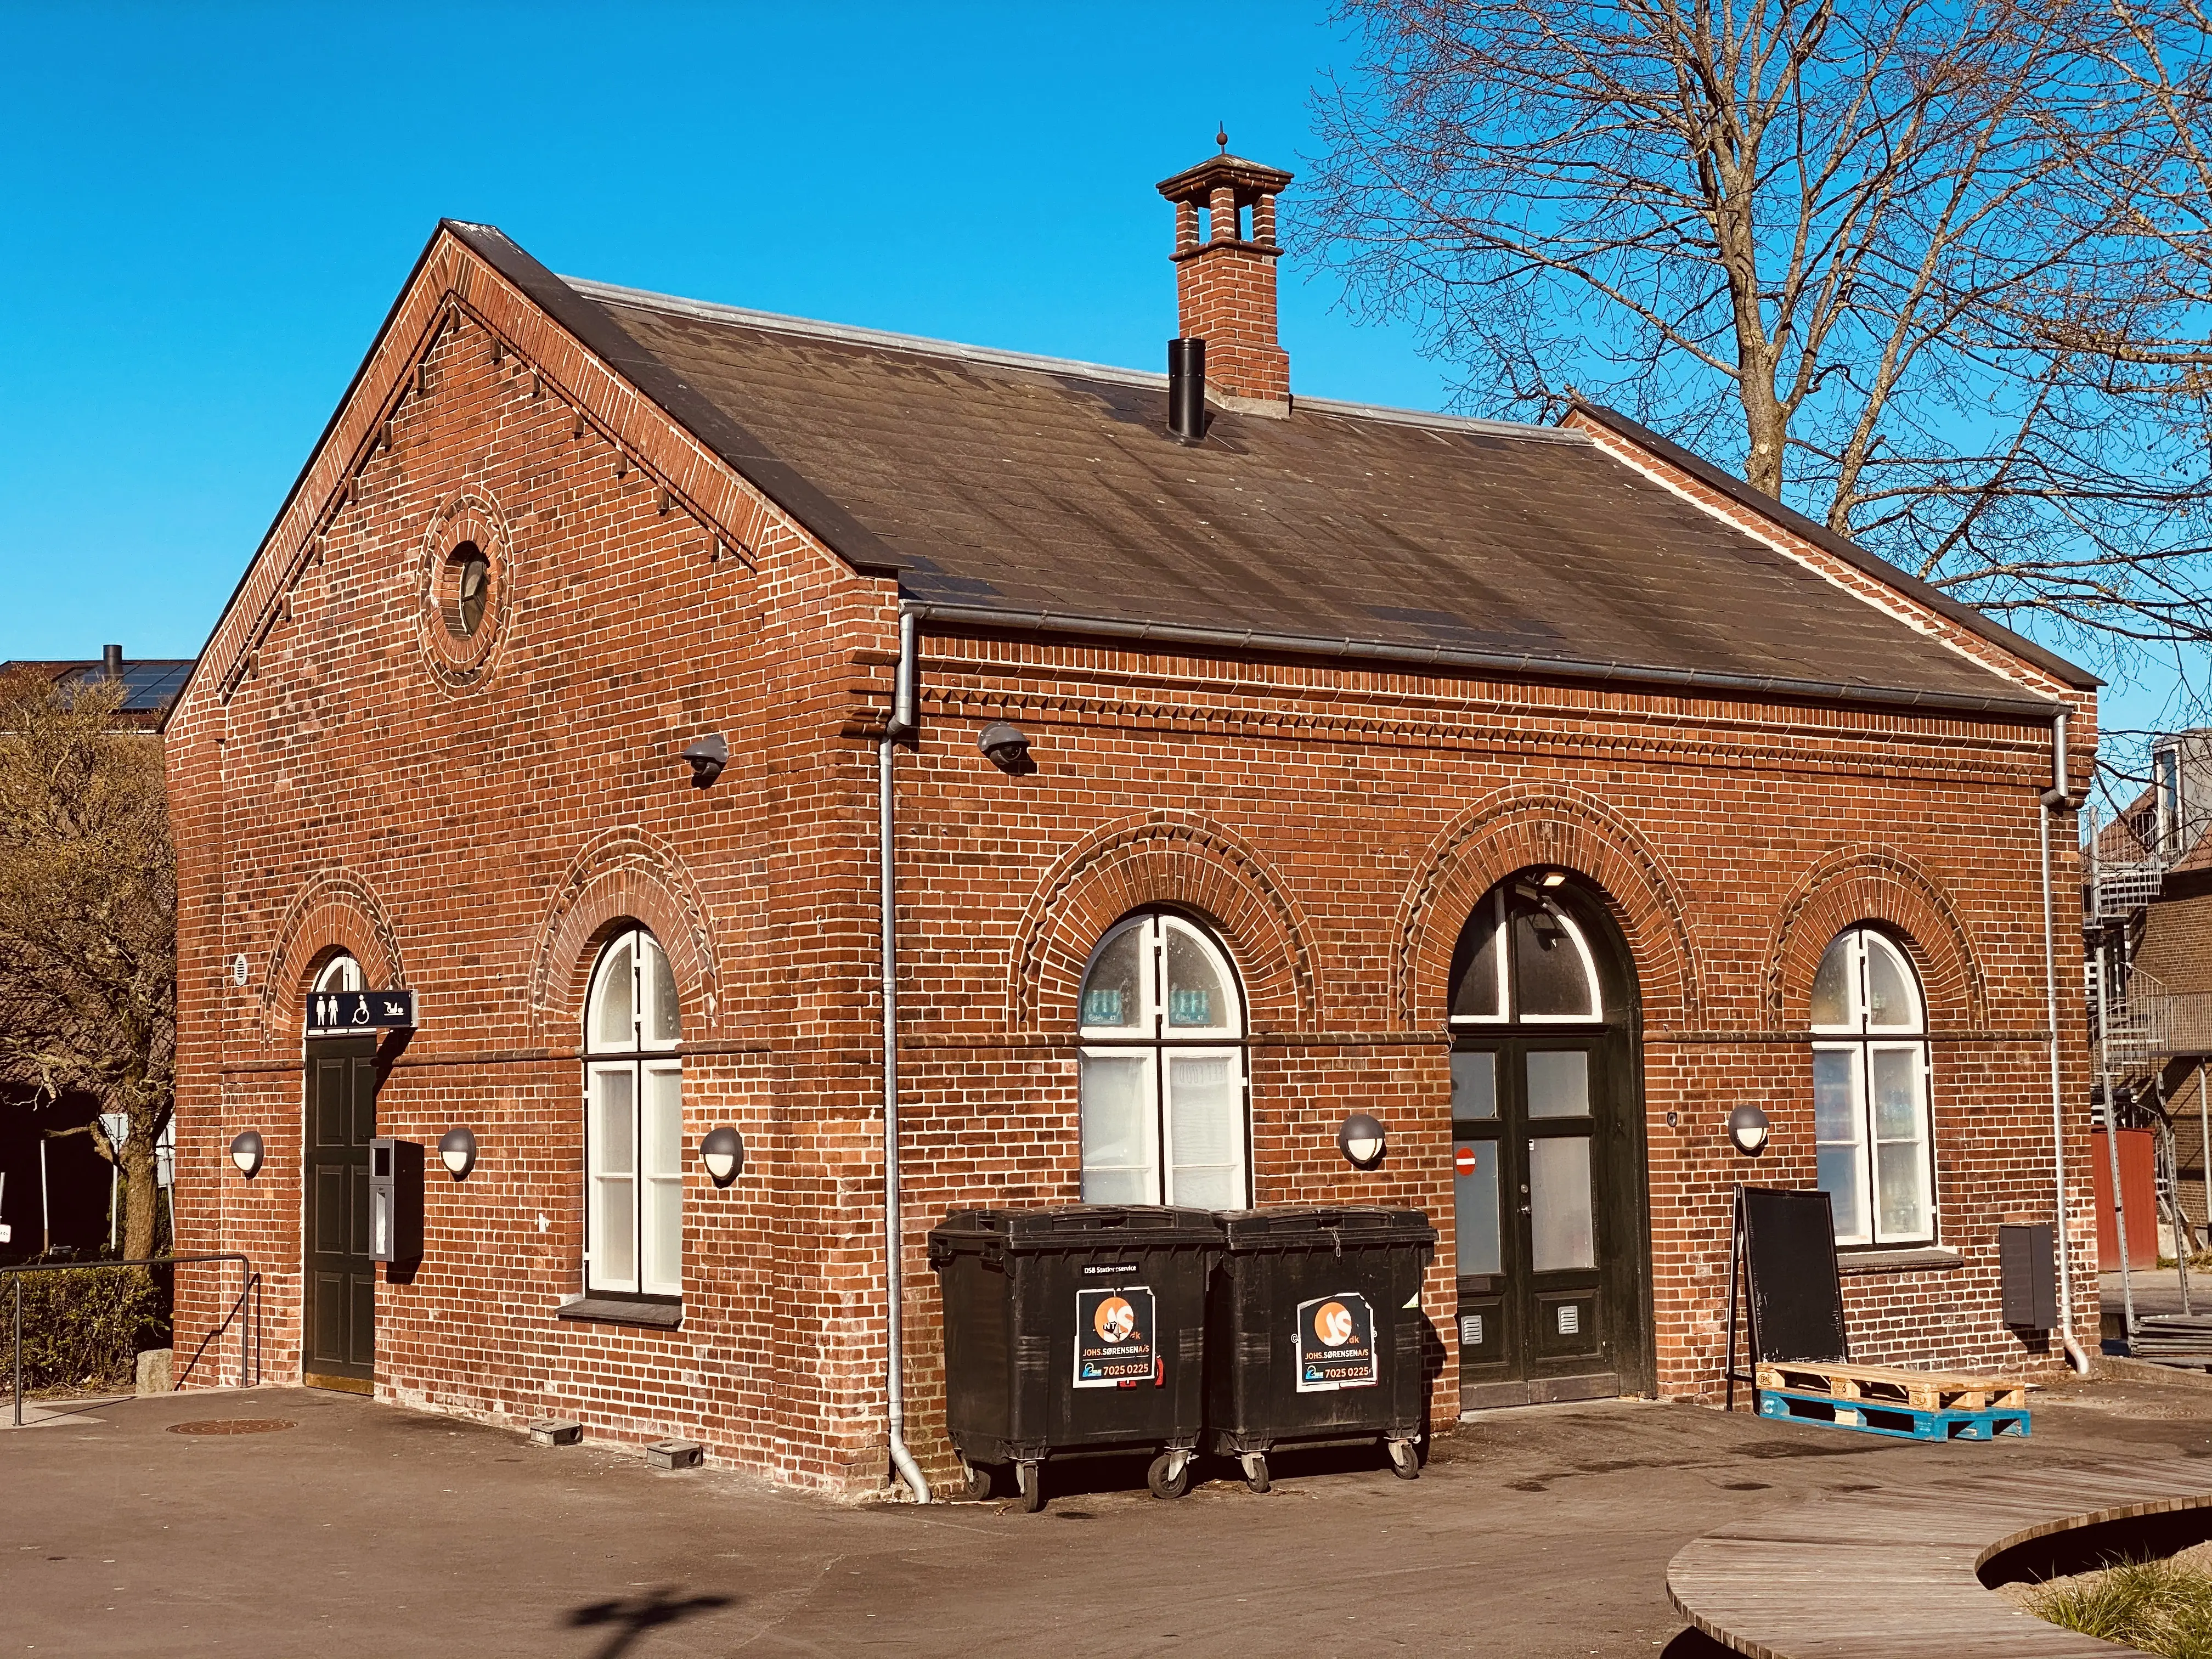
[1448,874,1650,1410]
[304,1036,376,1385]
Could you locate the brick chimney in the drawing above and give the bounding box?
[1158,142,1294,415]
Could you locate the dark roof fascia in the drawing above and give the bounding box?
[1568,399,2101,693]
[902,600,2064,721]
[440,222,908,578]
[160,228,460,733]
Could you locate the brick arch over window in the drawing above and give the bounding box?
[1764,850,1987,1031]
[1395,787,1702,1031]
[259,867,407,1047]
[1011,812,1319,1034]
[528,828,719,1040]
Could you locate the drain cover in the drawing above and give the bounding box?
[167,1419,298,1436]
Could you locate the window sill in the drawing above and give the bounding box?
[556,1296,682,1329]
[1837,1247,1962,1276]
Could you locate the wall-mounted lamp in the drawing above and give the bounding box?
[700,1126,745,1187]
[1728,1104,1770,1158]
[438,1126,478,1181]
[977,721,1034,775]
[681,733,728,788]
[1338,1112,1387,1170]
[230,1130,264,1180]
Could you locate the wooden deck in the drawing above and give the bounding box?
[1667,1454,2212,1656]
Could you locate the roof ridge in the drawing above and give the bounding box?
[562,275,1582,443]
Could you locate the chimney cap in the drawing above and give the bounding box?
[1157,152,1293,205]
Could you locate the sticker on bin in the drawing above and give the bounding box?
[1074,1285,1160,1388]
[1295,1292,1379,1392]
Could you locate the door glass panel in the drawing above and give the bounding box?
[1529,1136,1596,1271]
[1514,907,1596,1018]
[1166,1053,1240,1208]
[1165,925,1229,1030]
[1453,905,1504,1019]
[1451,1051,1497,1119]
[1526,1051,1590,1118]
[1079,1052,1156,1203]
[594,940,634,1048]
[1081,924,1144,1029]
[1453,1141,1502,1276]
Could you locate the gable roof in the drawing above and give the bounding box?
[186,217,2095,726]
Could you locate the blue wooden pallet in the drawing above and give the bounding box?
[1756,1387,2030,1442]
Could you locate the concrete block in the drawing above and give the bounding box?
[134,1348,173,1396]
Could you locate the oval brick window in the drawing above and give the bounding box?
[416,499,514,687]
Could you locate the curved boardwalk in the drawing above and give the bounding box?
[1668,1455,2212,1657]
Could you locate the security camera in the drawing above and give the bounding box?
[681,732,729,788]
[977,721,1034,775]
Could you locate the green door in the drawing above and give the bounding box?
[303,1036,376,1385]
[1448,874,1650,1410]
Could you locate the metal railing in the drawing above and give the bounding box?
[6,1252,257,1427]
[2095,964,2212,1068]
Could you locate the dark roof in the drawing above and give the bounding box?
[248,221,2089,721]
[1,659,194,720]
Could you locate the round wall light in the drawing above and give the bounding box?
[1338,1112,1387,1170]
[438,1126,478,1181]
[700,1126,745,1187]
[1728,1104,1770,1157]
[229,1130,264,1180]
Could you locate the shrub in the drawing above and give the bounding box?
[5,1265,170,1393]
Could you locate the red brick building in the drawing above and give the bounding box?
[167,147,2101,1496]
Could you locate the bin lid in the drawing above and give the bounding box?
[1215,1205,1437,1250]
[929,1204,1221,1253]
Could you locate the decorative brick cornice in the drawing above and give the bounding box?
[1762,848,1989,1031]
[1394,787,1703,1030]
[1008,811,1319,1033]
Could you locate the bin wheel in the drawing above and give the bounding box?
[1387,1438,1420,1481]
[1016,1460,1045,1513]
[1240,1452,1271,1494]
[1147,1452,1191,1500]
[960,1460,996,1502]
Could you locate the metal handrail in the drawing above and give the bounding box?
[6,1252,255,1427]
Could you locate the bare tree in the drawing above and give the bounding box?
[1306,0,2212,699]
[0,667,176,1261]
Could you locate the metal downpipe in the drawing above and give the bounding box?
[2040,780,2090,1373]
[878,611,929,1504]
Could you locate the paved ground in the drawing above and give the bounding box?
[8,1376,2212,1658]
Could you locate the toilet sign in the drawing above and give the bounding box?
[307,989,417,1035]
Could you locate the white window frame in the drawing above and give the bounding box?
[1077,913,1250,1209]
[313,953,363,994]
[583,927,683,1300]
[1447,883,1603,1028]
[1810,927,1935,1248]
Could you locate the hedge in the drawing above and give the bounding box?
[6,1265,171,1393]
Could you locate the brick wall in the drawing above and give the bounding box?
[168,228,2101,1498]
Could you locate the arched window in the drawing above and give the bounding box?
[584,927,683,1300]
[313,953,363,995]
[1077,912,1248,1209]
[1810,927,1934,1247]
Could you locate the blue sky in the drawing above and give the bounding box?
[0,2,1446,663]
[0,2,2175,752]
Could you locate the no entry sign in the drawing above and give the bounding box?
[1454,1144,1478,1177]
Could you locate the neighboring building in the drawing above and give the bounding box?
[166,146,2099,1494]
[2088,731,2212,1247]
[0,648,192,1263]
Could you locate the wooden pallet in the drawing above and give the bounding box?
[1757,1387,2031,1442]
[1754,1358,2029,1412]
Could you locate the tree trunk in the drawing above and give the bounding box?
[119,1132,161,1262]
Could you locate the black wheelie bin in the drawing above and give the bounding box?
[1205,1205,1437,1493]
[929,1204,1219,1511]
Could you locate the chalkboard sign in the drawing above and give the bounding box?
[1741,1186,1849,1364]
